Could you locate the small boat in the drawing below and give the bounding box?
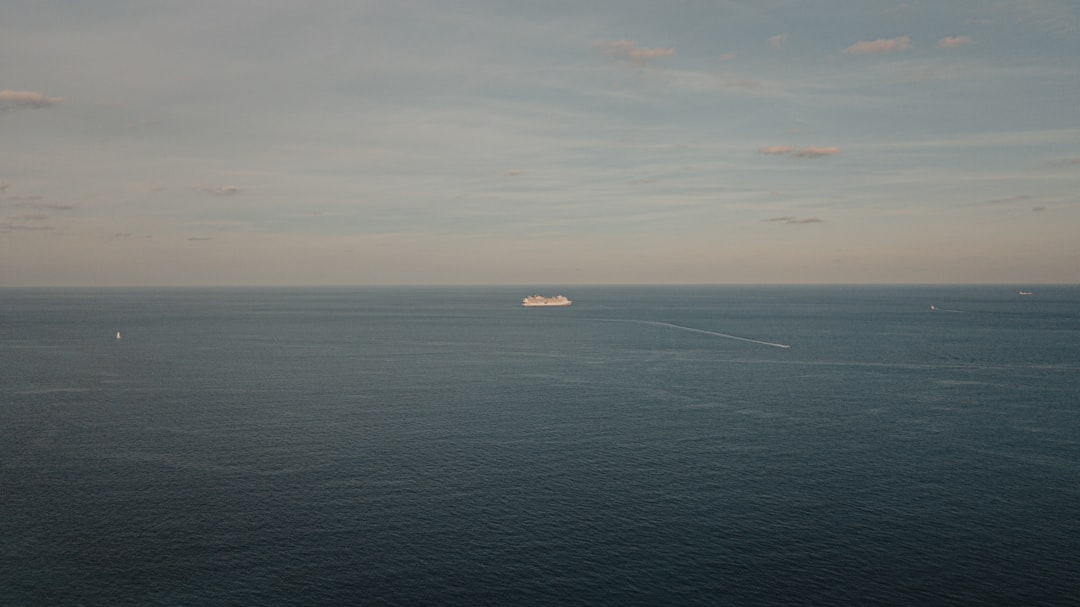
[116,331,121,340]
[1018,291,1033,296]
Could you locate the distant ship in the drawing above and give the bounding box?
[1018,291,1033,296]
[522,294,572,307]
[116,331,121,340]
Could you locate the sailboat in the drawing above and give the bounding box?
[116,331,121,340]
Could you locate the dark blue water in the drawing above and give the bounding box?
[3,286,1078,605]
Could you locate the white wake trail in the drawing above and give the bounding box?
[610,319,791,349]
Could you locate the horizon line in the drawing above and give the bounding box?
[2,282,1074,289]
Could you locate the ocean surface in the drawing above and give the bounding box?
[2,285,1078,606]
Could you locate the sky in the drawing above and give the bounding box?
[2,0,1078,286]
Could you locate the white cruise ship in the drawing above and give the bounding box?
[521,294,572,307]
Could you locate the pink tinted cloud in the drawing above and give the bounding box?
[764,216,823,224]
[938,35,973,48]
[198,185,242,196]
[0,90,61,111]
[758,145,839,158]
[792,146,840,158]
[594,39,675,67]
[843,36,912,55]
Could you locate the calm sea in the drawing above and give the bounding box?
[2,286,1078,606]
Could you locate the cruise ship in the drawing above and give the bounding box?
[521,294,572,307]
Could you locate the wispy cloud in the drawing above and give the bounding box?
[0,90,61,112]
[197,185,242,196]
[982,194,1034,206]
[794,146,840,158]
[593,39,675,67]
[731,79,762,90]
[0,222,54,232]
[1000,0,1079,35]
[6,195,79,211]
[768,33,788,49]
[852,128,1080,151]
[27,202,78,211]
[843,36,911,55]
[938,35,973,48]
[506,169,526,176]
[758,145,840,158]
[763,216,823,224]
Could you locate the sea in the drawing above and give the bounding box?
[2,285,1078,606]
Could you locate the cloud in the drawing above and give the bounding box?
[593,39,675,67]
[843,36,912,55]
[506,169,526,176]
[7,196,78,211]
[197,185,242,196]
[732,79,762,90]
[983,195,1033,206]
[0,180,10,192]
[0,90,61,112]
[0,222,54,232]
[792,146,839,158]
[758,145,840,158]
[768,33,788,49]
[938,35,973,48]
[968,194,1057,211]
[764,216,823,224]
[188,236,214,241]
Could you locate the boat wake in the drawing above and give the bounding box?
[603,319,791,349]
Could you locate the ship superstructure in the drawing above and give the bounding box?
[521,294,572,307]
